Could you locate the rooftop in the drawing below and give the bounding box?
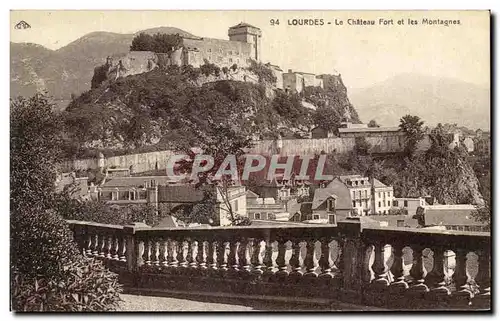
[229,22,259,29]
[338,127,401,133]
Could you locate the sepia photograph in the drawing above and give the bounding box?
[9,9,491,312]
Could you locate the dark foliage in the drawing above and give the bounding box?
[10,94,122,311]
[130,32,183,53]
[248,60,277,84]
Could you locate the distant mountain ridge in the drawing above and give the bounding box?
[349,73,490,130]
[10,27,197,107]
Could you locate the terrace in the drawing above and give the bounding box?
[67,217,490,311]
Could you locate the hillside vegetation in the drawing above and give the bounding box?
[61,66,356,158]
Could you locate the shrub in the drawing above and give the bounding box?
[231,64,238,72]
[182,65,201,81]
[248,60,277,84]
[11,258,122,312]
[11,94,123,311]
[222,66,229,75]
[200,61,221,77]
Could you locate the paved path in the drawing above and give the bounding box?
[118,293,383,311]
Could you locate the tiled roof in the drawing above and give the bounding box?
[101,176,177,188]
[423,207,484,226]
[229,22,259,29]
[338,127,401,133]
[312,188,338,210]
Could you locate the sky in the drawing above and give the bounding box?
[10,10,490,90]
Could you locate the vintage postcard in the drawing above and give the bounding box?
[10,10,491,312]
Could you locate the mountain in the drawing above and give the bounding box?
[10,27,196,109]
[349,73,490,130]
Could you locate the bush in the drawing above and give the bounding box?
[182,65,201,81]
[11,258,122,312]
[200,61,221,77]
[248,60,277,84]
[222,66,229,75]
[231,64,238,72]
[11,94,123,311]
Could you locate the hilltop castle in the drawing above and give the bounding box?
[103,22,328,93]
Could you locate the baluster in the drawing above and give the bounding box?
[263,240,276,275]
[144,239,152,266]
[251,239,264,275]
[319,238,333,278]
[390,243,409,291]
[189,240,198,268]
[452,249,472,298]
[333,239,344,278]
[276,240,289,276]
[409,245,429,292]
[98,234,106,258]
[208,241,217,270]
[152,239,160,266]
[229,241,240,272]
[91,234,99,256]
[474,249,491,306]
[217,241,229,271]
[197,240,207,269]
[239,239,252,273]
[289,240,302,277]
[372,243,391,288]
[425,247,450,295]
[86,234,93,256]
[112,236,119,260]
[168,239,179,268]
[304,240,318,277]
[160,239,169,267]
[119,237,127,262]
[178,240,188,268]
[106,235,113,259]
[137,239,145,267]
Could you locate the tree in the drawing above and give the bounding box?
[399,114,425,158]
[11,93,121,311]
[130,32,183,53]
[312,105,343,134]
[368,119,380,128]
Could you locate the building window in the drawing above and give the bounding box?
[358,190,362,198]
[313,214,320,220]
[234,200,239,212]
[378,192,381,198]
[393,200,398,206]
[378,201,381,208]
[255,213,261,220]
[229,58,233,63]
[364,190,368,198]
[327,198,336,212]
[352,200,356,207]
[404,200,408,207]
[355,181,359,186]
[352,191,356,199]
[388,192,391,197]
[328,214,336,224]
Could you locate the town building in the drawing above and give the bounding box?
[415,204,488,232]
[283,69,324,93]
[89,176,247,226]
[392,197,427,216]
[246,191,289,221]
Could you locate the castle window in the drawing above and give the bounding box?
[378,201,381,208]
[229,58,233,63]
[255,213,261,220]
[313,214,320,220]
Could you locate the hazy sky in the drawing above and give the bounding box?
[10,10,490,89]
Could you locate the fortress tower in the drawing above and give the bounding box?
[228,22,262,62]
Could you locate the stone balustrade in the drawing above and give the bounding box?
[67,218,490,310]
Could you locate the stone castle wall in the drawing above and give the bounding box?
[60,135,430,174]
